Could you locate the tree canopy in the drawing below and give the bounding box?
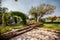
[29,3,56,22]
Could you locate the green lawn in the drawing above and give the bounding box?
[0,24,25,34]
[40,24,60,30]
[0,23,60,34]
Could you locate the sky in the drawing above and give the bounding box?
[2,0,60,17]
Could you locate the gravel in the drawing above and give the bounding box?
[10,28,60,40]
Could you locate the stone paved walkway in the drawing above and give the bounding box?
[10,28,60,40]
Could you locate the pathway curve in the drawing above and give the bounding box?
[10,28,60,40]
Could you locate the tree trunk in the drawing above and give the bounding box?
[35,13,38,22]
[38,14,43,22]
[51,20,53,22]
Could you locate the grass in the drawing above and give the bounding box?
[0,23,60,34]
[0,26,11,34]
[40,24,60,30]
[0,24,25,34]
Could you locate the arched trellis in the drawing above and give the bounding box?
[11,11,27,24]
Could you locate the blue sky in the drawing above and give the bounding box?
[2,0,60,17]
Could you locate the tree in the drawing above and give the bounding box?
[37,3,56,22]
[29,3,56,22]
[1,7,8,27]
[0,0,8,26]
[29,7,38,22]
[2,7,8,13]
[0,0,2,13]
[50,16,57,22]
[14,0,18,2]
